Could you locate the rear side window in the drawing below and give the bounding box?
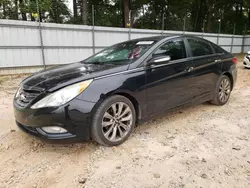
[188,38,213,57]
[212,44,224,54]
[153,40,187,61]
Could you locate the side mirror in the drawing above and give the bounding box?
[147,55,171,66]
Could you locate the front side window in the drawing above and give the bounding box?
[188,38,213,57]
[153,40,187,61]
[85,40,156,65]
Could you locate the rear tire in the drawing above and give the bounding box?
[210,75,231,106]
[91,95,136,146]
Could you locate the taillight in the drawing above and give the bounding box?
[232,57,238,64]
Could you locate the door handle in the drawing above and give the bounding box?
[215,59,221,63]
[186,67,194,72]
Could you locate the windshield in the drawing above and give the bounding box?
[85,40,156,65]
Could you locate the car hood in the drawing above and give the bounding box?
[21,62,129,91]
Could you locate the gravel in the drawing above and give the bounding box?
[0,54,249,188]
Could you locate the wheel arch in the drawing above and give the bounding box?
[114,92,142,123]
[92,90,142,124]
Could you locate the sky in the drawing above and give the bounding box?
[66,0,73,12]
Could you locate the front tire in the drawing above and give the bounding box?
[91,95,136,146]
[210,75,232,105]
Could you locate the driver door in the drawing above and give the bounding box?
[145,38,195,116]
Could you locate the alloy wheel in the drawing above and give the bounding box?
[218,78,231,103]
[102,102,133,142]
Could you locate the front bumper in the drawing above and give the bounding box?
[14,98,96,141]
[16,121,77,140]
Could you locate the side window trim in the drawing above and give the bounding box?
[191,53,218,60]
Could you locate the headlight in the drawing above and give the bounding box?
[31,79,93,109]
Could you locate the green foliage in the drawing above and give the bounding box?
[0,0,70,22]
[0,0,249,34]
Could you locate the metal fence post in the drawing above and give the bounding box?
[230,23,236,53]
[202,19,205,38]
[241,24,247,53]
[216,19,221,45]
[183,13,190,35]
[161,13,165,35]
[128,28,131,40]
[36,0,46,69]
[128,10,131,40]
[183,16,186,34]
[92,5,95,54]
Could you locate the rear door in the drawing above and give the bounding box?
[185,37,222,101]
[145,38,195,116]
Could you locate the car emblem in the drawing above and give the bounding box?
[20,93,26,101]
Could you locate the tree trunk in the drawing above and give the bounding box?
[131,10,136,28]
[194,6,199,31]
[248,8,250,30]
[153,0,156,28]
[14,0,19,19]
[31,14,35,21]
[39,12,42,22]
[19,0,27,21]
[73,0,77,18]
[249,0,250,28]
[123,0,130,27]
[82,0,88,25]
[193,0,203,32]
[240,0,243,18]
[206,8,212,32]
[3,2,6,19]
[206,0,215,33]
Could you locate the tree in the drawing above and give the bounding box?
[0,0,249,34]
[123,0,130,27]
[73,0,77,18]
[19,0,27,20]
[82,0,88,24]
[49,0,71,23]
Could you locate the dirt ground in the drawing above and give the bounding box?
[0,55,249,188]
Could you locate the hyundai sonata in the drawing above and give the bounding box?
[14,35,237,146]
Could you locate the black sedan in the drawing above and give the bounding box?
[14,35,237,146]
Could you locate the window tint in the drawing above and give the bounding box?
[153,40,187,61]
[188,39,213,57]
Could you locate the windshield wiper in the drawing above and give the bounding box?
[84,61,105,65]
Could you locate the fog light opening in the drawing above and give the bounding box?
[41,126,68,134]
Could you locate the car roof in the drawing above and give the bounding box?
[129,35,177,42]
[129,35,208,42]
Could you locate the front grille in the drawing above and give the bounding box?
[16,88,42,108]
